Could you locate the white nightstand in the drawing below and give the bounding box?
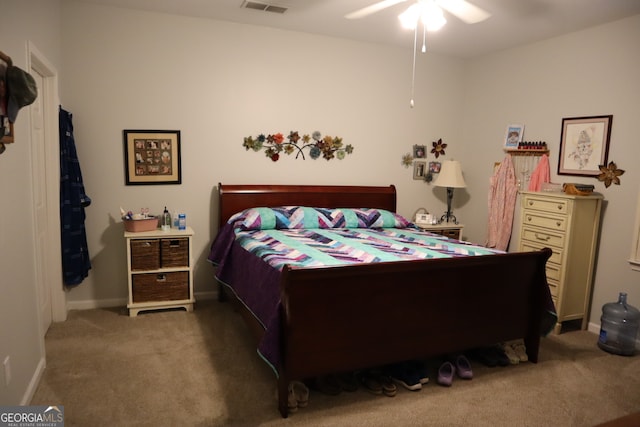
[416,222,464,240]
[125,227,195,317]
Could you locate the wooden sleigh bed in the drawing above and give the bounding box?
[209,183,553,418]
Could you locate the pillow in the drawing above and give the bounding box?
[231,206,410,230]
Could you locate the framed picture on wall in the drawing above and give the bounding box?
[123,129,181,185]
[413,161,426,180]
[504,124,524,149]
[413,144,426,158]
[1,115,13,144]
[558,115,612,176]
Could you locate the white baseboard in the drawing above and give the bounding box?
[65,290,218,311]
[67,297,127,311]
[23,356,46,405]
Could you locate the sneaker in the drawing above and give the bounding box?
[356,370,383,395]
[409,360,430,384]
[388,362,422,391]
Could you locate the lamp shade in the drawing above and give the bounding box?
[434,160,466,188]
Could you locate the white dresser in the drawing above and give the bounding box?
[517,191,603,334]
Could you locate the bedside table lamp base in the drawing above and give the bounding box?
[439,187,459,224]
[433,160,466,226]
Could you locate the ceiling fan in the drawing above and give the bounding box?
[345,0,491,25]
[345,0,490,108]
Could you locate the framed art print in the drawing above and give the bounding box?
[124,129,181,185]
[413,161,426,180]
[504,124,524,149]
[558,115,612,176]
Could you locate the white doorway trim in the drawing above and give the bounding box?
[27,41,67,323]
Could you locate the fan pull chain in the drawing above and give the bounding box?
[410,24,418,108]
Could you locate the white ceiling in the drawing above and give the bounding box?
[76,0,640,58]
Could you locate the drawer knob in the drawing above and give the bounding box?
[557,204,562,210]
[527,216,532,222]
[535,233,550,241]
[528,201,533,206]
[556,221,562,227]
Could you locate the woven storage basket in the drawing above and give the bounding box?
[161,238,189,268]
[130,239,160,270]
[123,217,159,232]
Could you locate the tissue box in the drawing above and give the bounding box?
[123,217,159,232]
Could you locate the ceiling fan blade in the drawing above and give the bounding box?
[345,0,409,20]
[436,0,491,24]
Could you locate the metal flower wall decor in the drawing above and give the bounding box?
[243,131,353,162]
[597,161,625,188]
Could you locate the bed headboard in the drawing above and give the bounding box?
[218,183,397,228]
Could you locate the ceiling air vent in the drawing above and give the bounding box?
[241,1,288,14]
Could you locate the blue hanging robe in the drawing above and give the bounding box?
[60,106,91,286]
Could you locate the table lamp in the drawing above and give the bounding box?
[434,159,466,224]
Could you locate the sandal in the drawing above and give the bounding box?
[287,383,299,413]
[291,381,309,408]
[510,339,529,362]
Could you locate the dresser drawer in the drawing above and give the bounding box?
[523,195,569,215]
[545,262,562,282]
[130,240,160,270]
[521,226,566,248]
[132,271,189,303]
[522,211,567,232]
[547,278,559,297]
[520,241,563,265]
[161,238,189,267]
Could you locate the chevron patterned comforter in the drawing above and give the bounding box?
[208,206,504,372]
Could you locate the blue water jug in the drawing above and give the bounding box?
[598,292,639,356]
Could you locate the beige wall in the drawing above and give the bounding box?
[460,14,640,330]
[59,1,467,305]
[0,0,62,406]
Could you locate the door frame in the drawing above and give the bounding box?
[27,41,66,323]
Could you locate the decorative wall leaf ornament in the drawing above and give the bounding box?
[401,153,414,167]
[243,131,353,161]
[597,161,625,188]
[431,138,447,158]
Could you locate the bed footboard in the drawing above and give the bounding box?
[275,248,552,417]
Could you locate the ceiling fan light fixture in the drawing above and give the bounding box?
[398,3,421,30]
[423,7,446,31]
[398,1,446,31]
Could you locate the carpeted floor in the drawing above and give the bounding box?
[31,299,640,427]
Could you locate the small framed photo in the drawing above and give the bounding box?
[558,115,612,176]
[413,144,426,158]
[413,161,426,180]
[124,129,181,185]
[428,161,441,173]
[0,115,13,144]
[504,124,524,149]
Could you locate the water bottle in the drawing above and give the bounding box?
[173,211,179,228]
[162,206,171,231]
[598,292,639,356]
[178,213,186,230]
